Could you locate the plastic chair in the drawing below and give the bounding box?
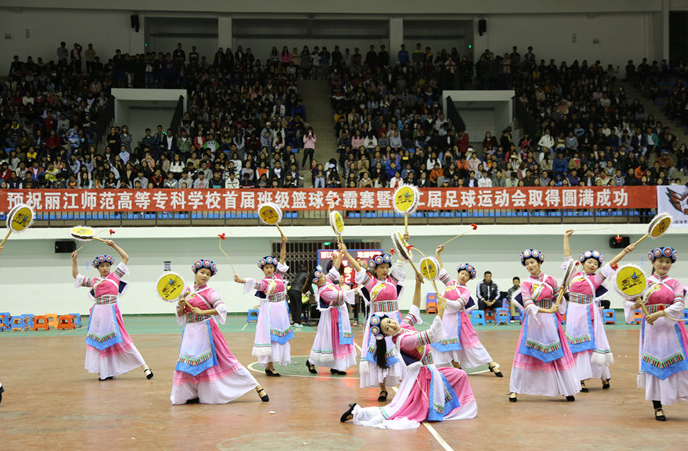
[10,316,24,332]
[247,309,259,323]
[602,309,617,325]
[45,313,59,329]
[495,308,510,325]
[426,293,437,314]
[0,312,11,331]
[682,309,688,323]
[68,313,82,328]
[21,314,34,330]
[630,309,643,324]
[470,310,486,326]
[57,315,77,330]
[484,309,495,324]
[32,315,50,331]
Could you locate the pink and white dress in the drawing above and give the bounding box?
[562,257,615,381]
[352,307,477,430]
[356,262,406,388]
[171,284,259,404]
[432,269,493,368]
[309,268,357,371]
[509,273,580,397]
[75,262,147,378]
[623,274,688,405]
[243,262,293,367]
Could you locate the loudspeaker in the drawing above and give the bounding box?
[478,19,487,35]
[55,240,76,253]
[609,236,630,249]
[130,14,140,32]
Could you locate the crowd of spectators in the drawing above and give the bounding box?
[326,44,687,190]
[1,40,686,192]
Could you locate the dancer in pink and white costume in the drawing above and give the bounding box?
[306,246,357,375]
[623,246,688,421]
[234,234,292,377]
[340,274,477,429]
[341,242,407,402]
[71,241,153,381]
[508,248,580,402]
[431,244,502,376]
[171,259,268,405]
[0,244,4,404]
[562,230,635,392]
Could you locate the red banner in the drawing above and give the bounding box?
[0,187,657,212]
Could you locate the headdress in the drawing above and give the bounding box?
[192,259,218,276]
[520,249,544,266]
[92,254,115,268]
[648,247,678,263]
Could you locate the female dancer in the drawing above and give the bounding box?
[563,230,635,391]
[340,274,477,429]
[234,234,292,376]
[306,247,357,375]
[341,240,407,402]
[171,259,269,404]
[623,246,688,421]
[432,244,502,376]
[508,248,580,402]
[71,241,153,381]
[0,245,3,403]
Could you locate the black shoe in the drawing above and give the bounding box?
[330,369,347,376]
[509,392,517,402]
[488,363,503,378]
[580,382,589,393]
[655,408,666,421]
[378,390,388,402]
[98,376,114,381]
[265,369,281,377]
[185,397,200,404]
[602,379,610,389]
[257,388,269,402]
[566,395,576,401]
[0,385,4,404]
[306,360,318,374]
[340,403,357,422]
[144,368,154,379]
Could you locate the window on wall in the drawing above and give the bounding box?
[271,240,382,283]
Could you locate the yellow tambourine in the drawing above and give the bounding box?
[391,230,412,260]
[563,260,581,289]
[614,264,648,299]
[648,213,672,238]
[329,210,344,236]
[6,203,34,233]
[70,225,104,241]
[156,272,186,303]
[420,257,440,281]
[393,185,420,215]
[257,202,283,225]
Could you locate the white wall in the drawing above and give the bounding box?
[477,13,652,68]
[0,3,664,75]
[0,224,685,316]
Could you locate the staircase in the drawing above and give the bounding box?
[298,80,338,186]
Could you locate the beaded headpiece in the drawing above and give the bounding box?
[368,253,393,269]
[457,263,476,279]
[369,313,388,340]
[258,256,278,269]
[192,259,218,276]
[648,247,678,263]
[520,249,544,266]
[92,254,115,268]
[312,265,324,284]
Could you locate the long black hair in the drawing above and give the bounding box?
[375,339,389,369]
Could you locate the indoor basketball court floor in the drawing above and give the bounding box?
[1,316,686,451]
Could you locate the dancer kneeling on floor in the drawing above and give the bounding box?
[171,259,268,405]
[306,245,357,376]
[340,274,477,429]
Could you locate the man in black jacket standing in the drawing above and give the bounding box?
[288,264,309,328]
[476,271,500,311]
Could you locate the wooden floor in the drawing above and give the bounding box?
[1,326,687,451]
